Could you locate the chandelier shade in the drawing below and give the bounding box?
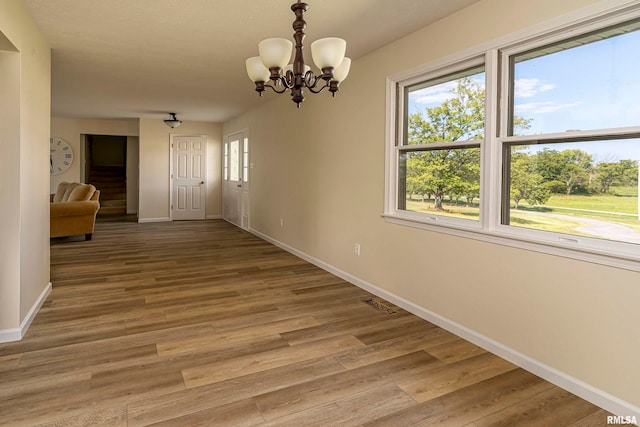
[332,57,351,82]
[246,57,270,83]
[245,0,349,107]
[163,113,182,129]
[258,38,293,69]
[310,37,346,69]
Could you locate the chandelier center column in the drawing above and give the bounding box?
[290,1,308,105]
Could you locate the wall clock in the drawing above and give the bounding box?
[50,137,74,175]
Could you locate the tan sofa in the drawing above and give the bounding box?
[50,182,100,240]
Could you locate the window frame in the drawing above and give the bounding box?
[384,2,640,272]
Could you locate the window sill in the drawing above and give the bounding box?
[382,212,640,272]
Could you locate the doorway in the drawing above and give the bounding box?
[222,130,250,229]
[171,135,207,220]
[85,135,128,216]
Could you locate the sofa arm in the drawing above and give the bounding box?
[50,201,100,218]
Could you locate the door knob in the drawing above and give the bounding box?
[200,181,205,184]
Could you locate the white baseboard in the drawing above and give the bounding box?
[0,327,21,343]
[249,227,640,422]
[137,216,222,223]
[0,282,51,344]
[137,217,170,223]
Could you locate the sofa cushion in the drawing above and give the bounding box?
[53,182,96,202]
[68,184,96,202]
[52,182,76,202]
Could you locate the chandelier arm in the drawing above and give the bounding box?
[264,82,289,94]
[303,70,319,88]
[284,70,297,89]
[306,81,330,94]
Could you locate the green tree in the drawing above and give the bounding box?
[406,150,477,210]
[559,150,592,195]
[593,162,623,193]
[409,77,485,144]
[407,78,484,210]
[618,159,639,186]
[531,149,565,183]
[407,77,532,211]
[407,77,531,211]
[532,148,593,194]
[510,152,550,209]
[406,157,429,201]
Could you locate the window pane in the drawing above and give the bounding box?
[504,139,640,245]
[243,155,249,183]
[512,20,640,135]
[399,148,480,221]
[243,137,249,182]
[229,140,239,181]
[406,67,485,144]
[223,142,228,181]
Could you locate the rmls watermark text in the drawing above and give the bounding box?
[607,415,637,425]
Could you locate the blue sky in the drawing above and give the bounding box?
[408,28,640,162]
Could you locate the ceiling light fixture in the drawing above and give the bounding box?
[245,0,351,108]
[163,113,182,128]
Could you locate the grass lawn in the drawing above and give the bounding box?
[404,199,599,236]
[405,199,479,220]
[509,212,596,236]
[544,193,637,214]
[515,186,640,232]
[405,185,640,237]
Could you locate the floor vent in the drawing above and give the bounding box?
[364,297,397,315]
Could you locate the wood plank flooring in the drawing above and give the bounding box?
[0,218,612,426]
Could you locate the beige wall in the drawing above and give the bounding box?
[127,136,140,213]
[0,0,51,334]
[50,117,140,193]
[0,45,21,331]
[52,117,222,219]
[224,0,639,412]
[139,118,222,221]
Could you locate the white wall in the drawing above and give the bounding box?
[223,0,640,415]
[0,0,51,341]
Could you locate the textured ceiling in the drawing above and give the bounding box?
[24,0,480,122]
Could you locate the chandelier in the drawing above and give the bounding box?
[163,113,182,128]
[245,0,351,107]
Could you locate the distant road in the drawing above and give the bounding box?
[516,210,640,244]
[543,205,638,217]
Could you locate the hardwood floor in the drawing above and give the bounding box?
[0,219,611,426]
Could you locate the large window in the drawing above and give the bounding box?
[399,66,484,222]
[385,6,640,269]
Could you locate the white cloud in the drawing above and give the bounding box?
[412,81,457,105]
[514,78,555,98]
[515,101,580,114]
[411,77,486,105]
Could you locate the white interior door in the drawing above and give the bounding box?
[223,131,249,229]
[172,135,206,220]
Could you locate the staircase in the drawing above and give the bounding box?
[88,166,127,215]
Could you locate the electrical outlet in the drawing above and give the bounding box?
[354,243,360,256]
[280,218,284,227]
